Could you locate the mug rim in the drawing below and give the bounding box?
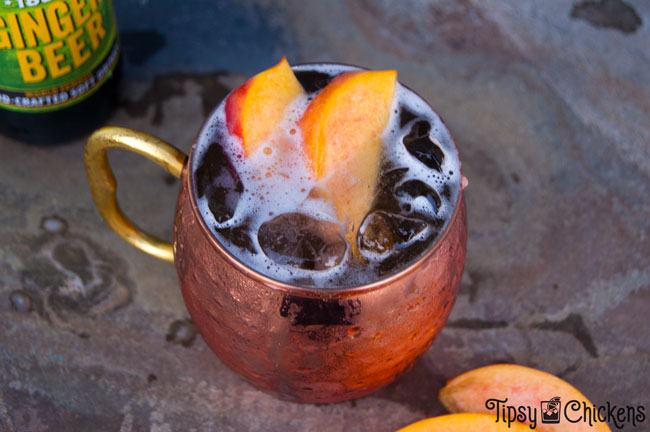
[186,62,464,296]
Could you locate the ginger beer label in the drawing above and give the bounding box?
[0,0,119,112]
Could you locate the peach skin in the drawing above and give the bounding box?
[299,70,397,253]
[439,364,611,431]
[397,413,530,432]
[226,57,303,156]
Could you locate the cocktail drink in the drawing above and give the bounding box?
[84,58,467,403]
[193,59,462,287]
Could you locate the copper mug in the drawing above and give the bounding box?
[84,67,468,403]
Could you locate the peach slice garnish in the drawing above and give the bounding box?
[299,70,397,253]
[226,57,303,156]
[397,413,531,432]
[439,364,611,432]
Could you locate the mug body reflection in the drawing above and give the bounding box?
[175,170,466,402]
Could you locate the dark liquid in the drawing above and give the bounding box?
[193,64,460,287]
[0,57,122,145]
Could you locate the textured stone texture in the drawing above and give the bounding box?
[0,0,648,431]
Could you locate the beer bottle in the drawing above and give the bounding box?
[0,0,120,144]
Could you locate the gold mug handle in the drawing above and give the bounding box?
[84,127,188,262]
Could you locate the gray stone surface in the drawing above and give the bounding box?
[1,0,649,430]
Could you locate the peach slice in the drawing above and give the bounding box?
[225,57,303,156]
[439,364,611,432]
[299,70,397,252]
[397,413,531,432]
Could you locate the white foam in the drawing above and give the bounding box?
[382,83,462,224]
[192,64,461,288]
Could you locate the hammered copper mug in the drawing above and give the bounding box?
[84,69,467,404]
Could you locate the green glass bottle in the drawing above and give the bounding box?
[0,0,120,144]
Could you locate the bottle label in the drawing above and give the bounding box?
[0,0,119,113]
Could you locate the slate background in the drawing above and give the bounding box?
[1,0,648,430]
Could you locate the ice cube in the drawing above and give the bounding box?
[399,106,418,128]
[372,167,409,213]
[359,210,428,256]
[376,229,437,277]
[207,184,242,224]
[294,70,335,93]
[358,211,394,255]
[395,179,442,215]
[195,142,243,223]
[382,211,428,245]
[404,120,431,141]
[258,213,346,271]
[215,223,256,254]
[403,120,444,171]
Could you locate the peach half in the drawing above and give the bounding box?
[397,413,531,432]
[299,70,397,252]
[439,364,611,432]
[225,57,303,156]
